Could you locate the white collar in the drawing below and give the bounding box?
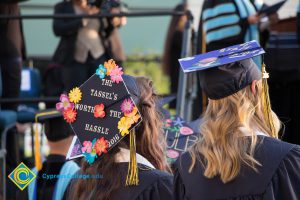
[115,148,156,169]
[255,131,267,136]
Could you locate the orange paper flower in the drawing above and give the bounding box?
[63,108,77,123]
[124,107,141,125]
[104,59,118,76]
[94,137,109,156]
[94,104,105,118]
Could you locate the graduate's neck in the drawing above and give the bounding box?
[48,136,73,156]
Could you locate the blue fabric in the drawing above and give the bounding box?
[19,68,41,111]
[253,0,263,10]
[202,3,236,20]
[204,15,240,32]
[0,111,17,130]
[206,26,241,44]
[28,161,79,200]
[28,168,37,200]
[234,0,261,66]
[54,161,80,200]
[16,111,36,123]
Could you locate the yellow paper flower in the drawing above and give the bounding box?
[104,59,117,76]
[124,107,141,125]
[118,116,131,136]
[69,87,82,104]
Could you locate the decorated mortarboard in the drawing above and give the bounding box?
[55,60,142,175]
[179,40,277,137]
[179,40,265,73]
[163,116,199,164]
[179,40,266,100]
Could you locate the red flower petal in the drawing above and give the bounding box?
[63,108,77,123]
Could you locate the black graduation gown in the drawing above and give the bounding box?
[174,136,300,200]
[17,154,68,200]
[67,163,173,200]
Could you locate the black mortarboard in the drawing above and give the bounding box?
[56,59,142,185]
[258,0,286,16]
[179,40,265,100]
[163,115,199,164]
[35,109,74,142]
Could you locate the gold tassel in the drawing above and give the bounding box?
[261,63,277,138]
[34,110,60,171]
[125,129,139,186]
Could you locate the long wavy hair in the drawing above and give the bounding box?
[189,80,281,183]
[71,77,170,200]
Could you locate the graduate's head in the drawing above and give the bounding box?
[122,75,169,171]
[184,42,281,183]
[44,115,74,142]
[66,66,169,200]
[198,58,281,137]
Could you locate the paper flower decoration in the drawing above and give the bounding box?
[110,67,123,83]
[84,151,97,164]
[120,98,134,115]
[56,94,74,111]
[94,104,106,118]
[124,107,141,126]
[104,59,117,76]
[63,108,77,123]
[81,141,93,153]
[118,117,131,136]
[69,87,82,104]
[96,64,107,79]
[94,137,109,156]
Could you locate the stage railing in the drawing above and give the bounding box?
[0,10,195,118]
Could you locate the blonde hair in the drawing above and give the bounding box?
[189,80,281,183]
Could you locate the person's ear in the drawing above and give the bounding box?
[251,80,257,96]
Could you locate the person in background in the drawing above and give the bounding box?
[0,0,26,110]
[197,0,261,53]
[174,54,300,199]
[98,0,127,66]
[68,76,173,200]
[52,0,111,92]
[162,3,189,108]
[17,110,79,200]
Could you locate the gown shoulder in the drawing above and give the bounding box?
[173,137,300,200]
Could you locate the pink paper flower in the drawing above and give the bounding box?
[56,94,74,111]
[81,141,93,153]
[166,149,180,159]
[120,98,134,114]
[110,67,123,83]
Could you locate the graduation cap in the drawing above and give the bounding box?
[179,40,276,137]
[55,59,142,185]
[163,115,199,164]
[34,109,75,171]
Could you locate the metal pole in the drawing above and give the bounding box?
[0,11,186,20]
[176,11,193,119]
